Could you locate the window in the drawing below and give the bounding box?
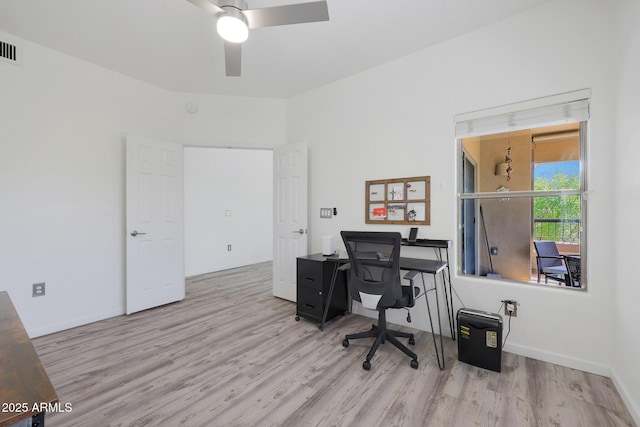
[456,90,589,289]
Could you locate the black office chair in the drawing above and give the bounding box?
[533,240,567,284]
[340,231,420,370]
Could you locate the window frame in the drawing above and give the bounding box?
[455,97,588,289]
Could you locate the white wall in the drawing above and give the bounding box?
[171,92,286,149]
[288,0,617,376]
[184,147,273,276]
[0,33,173,337]
[613,0,640,422]
[1,1,637,421]
[0,32,286,337]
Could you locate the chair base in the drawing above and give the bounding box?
[342,309,418,370]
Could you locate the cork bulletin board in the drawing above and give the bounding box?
[365,176,430,225]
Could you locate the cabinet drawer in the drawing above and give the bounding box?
[297,258,323,290]
[296,286,323,320]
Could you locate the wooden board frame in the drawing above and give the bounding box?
[365,176,431,225]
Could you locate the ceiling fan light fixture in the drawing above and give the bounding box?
[217,7,249,43]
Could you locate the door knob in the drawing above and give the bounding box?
[292,229,305,235]
[130,230,147,237]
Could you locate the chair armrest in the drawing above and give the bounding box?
[337,262,350,271]
[537,255,564,260]
[403,270,420,306]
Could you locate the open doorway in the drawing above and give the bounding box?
[184,147,273,276]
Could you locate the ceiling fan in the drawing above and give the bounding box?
[186,0,329,76]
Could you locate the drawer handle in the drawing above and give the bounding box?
[304,304,314,309]
[304,277,315,282]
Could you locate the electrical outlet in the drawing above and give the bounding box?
[227,244,232,251]
[504,299,518,317]
[33,282,45,297]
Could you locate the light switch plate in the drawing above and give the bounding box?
[320,208,333,218]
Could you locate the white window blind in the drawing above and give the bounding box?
[455,88,590,138]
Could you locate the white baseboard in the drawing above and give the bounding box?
[27,309,124,338]
[504,342,611,376]
[352,309,611,376]
[610,368,640,427]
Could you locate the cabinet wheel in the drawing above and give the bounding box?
[342,339,349,348]
[409,337,415,345]
[410,359,419,369]
[363,360,371,370]
[295,316,300,321]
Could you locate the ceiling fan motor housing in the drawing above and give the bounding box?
[218,0,248,12]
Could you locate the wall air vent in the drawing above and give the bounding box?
[0,40,21,65]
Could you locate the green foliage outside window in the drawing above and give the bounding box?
[534,173,580,242]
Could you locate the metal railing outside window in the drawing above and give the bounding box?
[533,218,580,243]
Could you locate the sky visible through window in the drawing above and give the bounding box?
[534,161,579,181]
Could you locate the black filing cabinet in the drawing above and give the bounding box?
[296,254,348,327]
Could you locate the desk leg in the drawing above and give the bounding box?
[436,248,456,341]
[440,268,455,341]
[320,260,340,331]
[445,249,456,340]
[421,272,445,370]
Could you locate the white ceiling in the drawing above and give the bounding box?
[0,0,550,98]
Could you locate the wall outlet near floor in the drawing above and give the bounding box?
[33,282,46,297]
[504,299,518,317]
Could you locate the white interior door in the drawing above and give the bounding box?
[126,134,185,315]
[273,142,308,302]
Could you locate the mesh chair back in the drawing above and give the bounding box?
[533,241,564,269]
[564,256,581,287]
[340,231,402,310]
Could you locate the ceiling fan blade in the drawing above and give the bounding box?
[244,1,329,29]
[185,0,224,18]
[224,42,242,76]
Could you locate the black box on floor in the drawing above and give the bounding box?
[457,308,503,372]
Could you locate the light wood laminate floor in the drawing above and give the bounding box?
[33,262,635,426]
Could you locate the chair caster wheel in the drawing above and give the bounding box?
[295,316,300,321]
[410,359,418,369]
[409,337,415,345]
[342,339,349,348]
[363,360,371,370]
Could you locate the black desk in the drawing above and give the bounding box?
[397,257,448,369]
[318,253,449,369]
[402,238,449,249]
[402,238,455,341]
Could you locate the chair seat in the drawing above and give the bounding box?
[543,265,567,275]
